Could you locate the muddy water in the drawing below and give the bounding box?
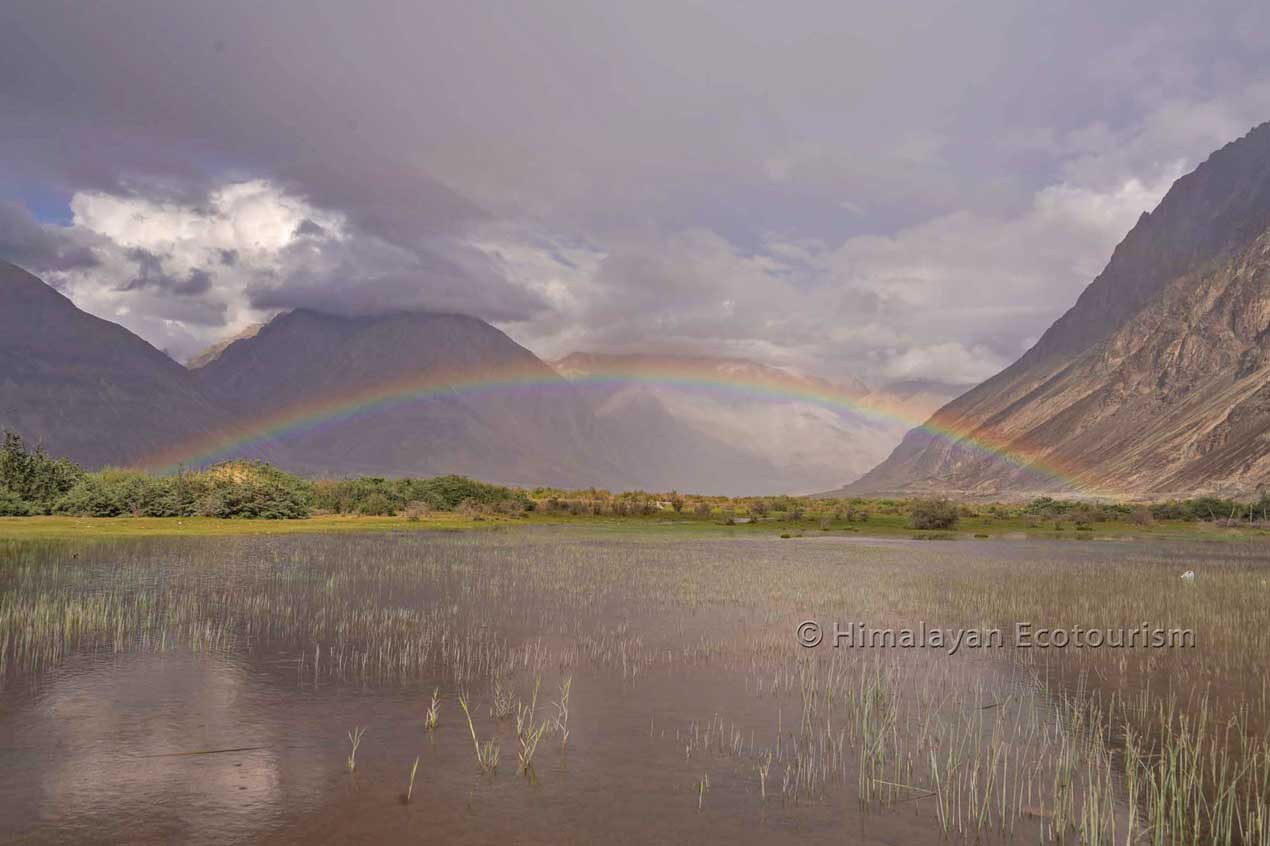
[1,531,1266,844]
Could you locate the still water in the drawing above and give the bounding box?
[1,530,1264,843]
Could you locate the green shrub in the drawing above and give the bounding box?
[56,469,173,517]
[0,431,85,514]
[357,492,395,516]
[0,485,35,516]
[907,497,960,530]
[55,461,312,519]
[193,464,311,519]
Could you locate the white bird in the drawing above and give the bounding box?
[1180,570,1196,582]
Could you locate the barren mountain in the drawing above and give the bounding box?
[2,263,932,493]
[845,122,1270,498]
[0,261,237,467]
[195,309,629,488]
[553,352,942,494]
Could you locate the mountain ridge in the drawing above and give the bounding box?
[842,122,1270,498]
[0,261,244,468]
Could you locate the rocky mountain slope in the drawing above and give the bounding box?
[0,261,239,468]
[845,122,1270,498]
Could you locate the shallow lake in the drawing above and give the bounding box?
[2,530,1267,844]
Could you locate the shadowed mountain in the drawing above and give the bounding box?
[0,261,242,467]
[845,122,1270,498]
[193,309,629,488]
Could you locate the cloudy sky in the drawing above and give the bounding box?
[3,1,1270,385]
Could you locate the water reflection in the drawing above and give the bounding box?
[5,654,284,844]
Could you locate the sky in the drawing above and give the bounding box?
[3,1,1270,386]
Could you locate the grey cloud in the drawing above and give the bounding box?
[120,249,214,297]
[142,293,228,327]
[3,1,1270,379]
[0,201,97,272]
[246,233,546,323]
[293,220,325,238]
[5,0,1261,229]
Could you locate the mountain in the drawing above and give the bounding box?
[552,352,938,494]
[195,309,629,488]
[0,261,959,494]
[845,122,1270,498]
[187,321,267,369]
[0,261,236,467]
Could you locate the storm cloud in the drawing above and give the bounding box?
[2,1,1270,372]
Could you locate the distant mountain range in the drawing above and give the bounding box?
[840,121,1270,499]
[0,262,955,493]
[6,126,1270,498]
[552,352,959,494]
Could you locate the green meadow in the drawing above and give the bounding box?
[1,505,1267,542]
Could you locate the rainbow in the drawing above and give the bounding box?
[144,357,1106,495]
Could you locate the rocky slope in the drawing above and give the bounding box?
[0,261,239,467]
[846,122,1270,498]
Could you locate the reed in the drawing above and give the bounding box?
[403,756,420,803]
[346,725,366,773]
[459,694,500,775]
[425,688,440,731]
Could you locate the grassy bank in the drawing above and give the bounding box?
[4,508,1267,541]
[0,513,498,539]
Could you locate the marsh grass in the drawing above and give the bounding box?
[346,725,366,773]
[553,676,572,751]
[460,695,500,775]
[425,688,440,731]
[515,678,550,775]
[402,756,420,804]
[3,531,1269,843]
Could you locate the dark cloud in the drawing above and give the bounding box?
[2,1,1270,377]
[247,236,546,323]
[292,220,325,238]
[0,201,96,272]
[120,249,213,297]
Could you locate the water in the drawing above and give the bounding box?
[2,530,1267,844]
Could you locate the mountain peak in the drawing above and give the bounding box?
[1025,119,1270,364]
[0,263,233,468]
[850,121,1270,498]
